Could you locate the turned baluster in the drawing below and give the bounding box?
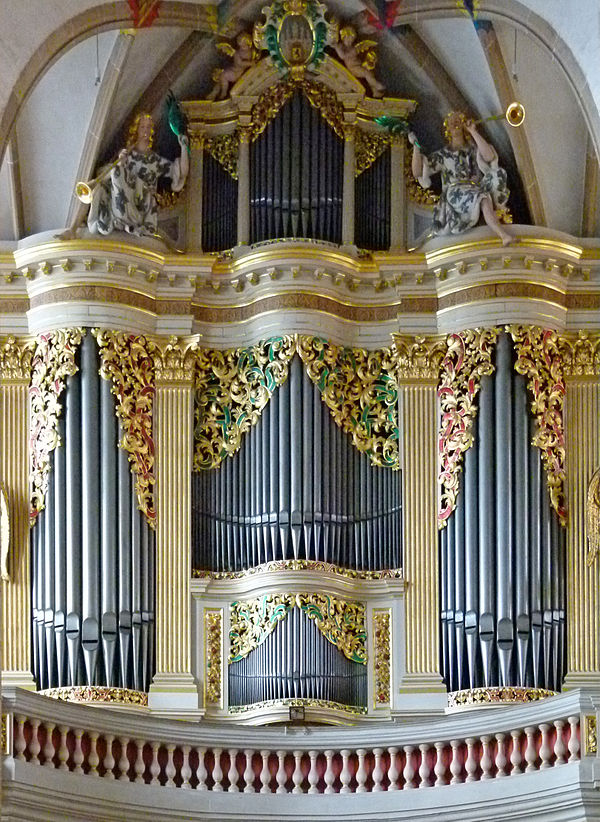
[43,722,56,767]
[388,747,399,790]
[356,749,367,792]
[57,725,69,771]
[73,729,85,775]
[568,715,581,762]
[212,747,223,791]
[434,742,446,786]
[260,750,271,793]
[553,720,567,765]
[118,737,131,781]
[134,740,146,783]
[373,748,384,791]
[464,738,477,783]
[149,741,161,786]
[510,730,523,775]
[227,748,239,792]
[104,734,116,779]
[340,749,352,794]
[449,740,462,784]
[14,716,27,762]
[524,727,537,773]
[307,750,319,794]
[324,750,335,794]
[495,733,508,777]
[181,745,192,789]
[480,735,492,780]
[539,724,552,769]
[243,748,255,793]
[165,744,177,787]
[292,750,304,794]
[88,732,100,777]
[418,743,431,788]
[403,745,416,789]
[29,719,41,765]
[276,750,287,794]
[197,747,208,791]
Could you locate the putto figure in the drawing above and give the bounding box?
[207,33,259,101]
[333,25,385,98]
[410,111,513,246]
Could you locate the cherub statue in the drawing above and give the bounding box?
[207,32,259,101]
[333,25,385,98]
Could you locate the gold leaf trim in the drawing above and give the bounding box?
[391,334,446,381]
[204,132,240,179]
[152,335,197,383]
[373,609,391,707]
[297,592,367,665]
[228,698,366,715]
[39,686,148,706]
[229,594,295,663]
[205,609,223,705]
[509,325,567,526]
[557,330,600,377]
[447,686,555,710]
[192,559,403,580]
[29,329,84,523]
[585,714,597,755]
[0,336,35,382]
[93,331,157,527]
[250,78,345,142]
[438,328,498,526]
[194,336,296,470]
[297,336,399,469]
[355,131,389,177]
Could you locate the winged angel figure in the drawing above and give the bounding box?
[333,25,385,98]
[207,33,260,101]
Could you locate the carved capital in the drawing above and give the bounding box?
[0,336,35,382]
[391,334,446,381]
[557,331,600,378]
[153,336,197,385]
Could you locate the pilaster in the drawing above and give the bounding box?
[389,137,406,250]
[342,127,356,247]
[237,130,250,246]
[186,134,204,251]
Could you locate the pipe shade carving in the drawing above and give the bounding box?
[29,329,84,523]
[510,326,567,526]
[297,336,399,469]
[437,329,498,526]
[93,331,157,527]
[229,594,295,663]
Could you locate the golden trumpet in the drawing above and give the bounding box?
[474,101,525,128]
[75,155,124,204]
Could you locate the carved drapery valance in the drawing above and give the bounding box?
[29,329,84,523]
[249,78,345,142]
[203,132,240,179]
[194,336,295,470]
[438,328,498,527]
[93,331,157,527]
[355,130,390,177]
[510,326,567,526]
[229,592,367,665]
[297,336,399,469]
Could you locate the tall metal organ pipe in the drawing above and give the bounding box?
[440,332,566,692]
[31,333,155,691]
[192,355,402,572]
[355,147,391,250]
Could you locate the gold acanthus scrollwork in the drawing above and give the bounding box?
[205,610,223,704]
[29,329,84,523]
[249,78,345,142]
[229,594,295,663]
[194,336,296,470]
[585,714,598,755]
[355,130,390,177]
[373,609,391,706]
[509,325,567,526]
[586,469,600,567]
[93,331,158,528]
[0,336,35,382]
[203,132,240,179]
[297,336,399,470]
[438,328,498,527]
[391,333,447,381]
[403,141,439,208]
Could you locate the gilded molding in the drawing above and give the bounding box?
[447,686,555,709]
[29,329,84,522]
[297,336,399,469]
[510,325,567,525]
[93,331,157,527]
[152,335,197,384]
[0,336,34,382]
[557,330,600,377]
[39,686,148,706]
[585,714,597,755]
[437,328,498,526]
[297,593,367,665]
[587,468,600,566]
[373,609,391,707]
[194,336,295,470]
[204,609,223,705]
[250,78,345,142]
[192,559,403,580]
[355,130,389,177]
[229,594,295,663]
[228,698,366,715]
[204,132,240,179]
[391,334,446,380]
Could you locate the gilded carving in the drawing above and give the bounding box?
[29,329,84,523]
[557,330,600,377]
[585,714,597,755]
[391,334,446,380]
[0,336,35,382]
[93,331,157,527]
[297,592,367,665]
[297,336,399,469]
[39,686,148,706]
[510,326,567,526]
[447,686,554,709]
[205,609,223,705]
[204,132,240,179]
[355,131,389,176]
[587,469,600,566]
[403,143,439,207]
[194,336,296,470]
[228,698,366,715]
[153,335,197,383]
[373,609,391,706]
[438,328,498,526]
[192,559,403,580]
[250,79,345,142]
[229,594,295,663]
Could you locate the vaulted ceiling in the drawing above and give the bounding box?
[0,0,598,244]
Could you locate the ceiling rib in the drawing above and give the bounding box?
[6,134,24,240]
[475,21,545,227]
[582,135,599,237]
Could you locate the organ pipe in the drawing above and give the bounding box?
[202,151,237,252]
[355,147,391,250]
